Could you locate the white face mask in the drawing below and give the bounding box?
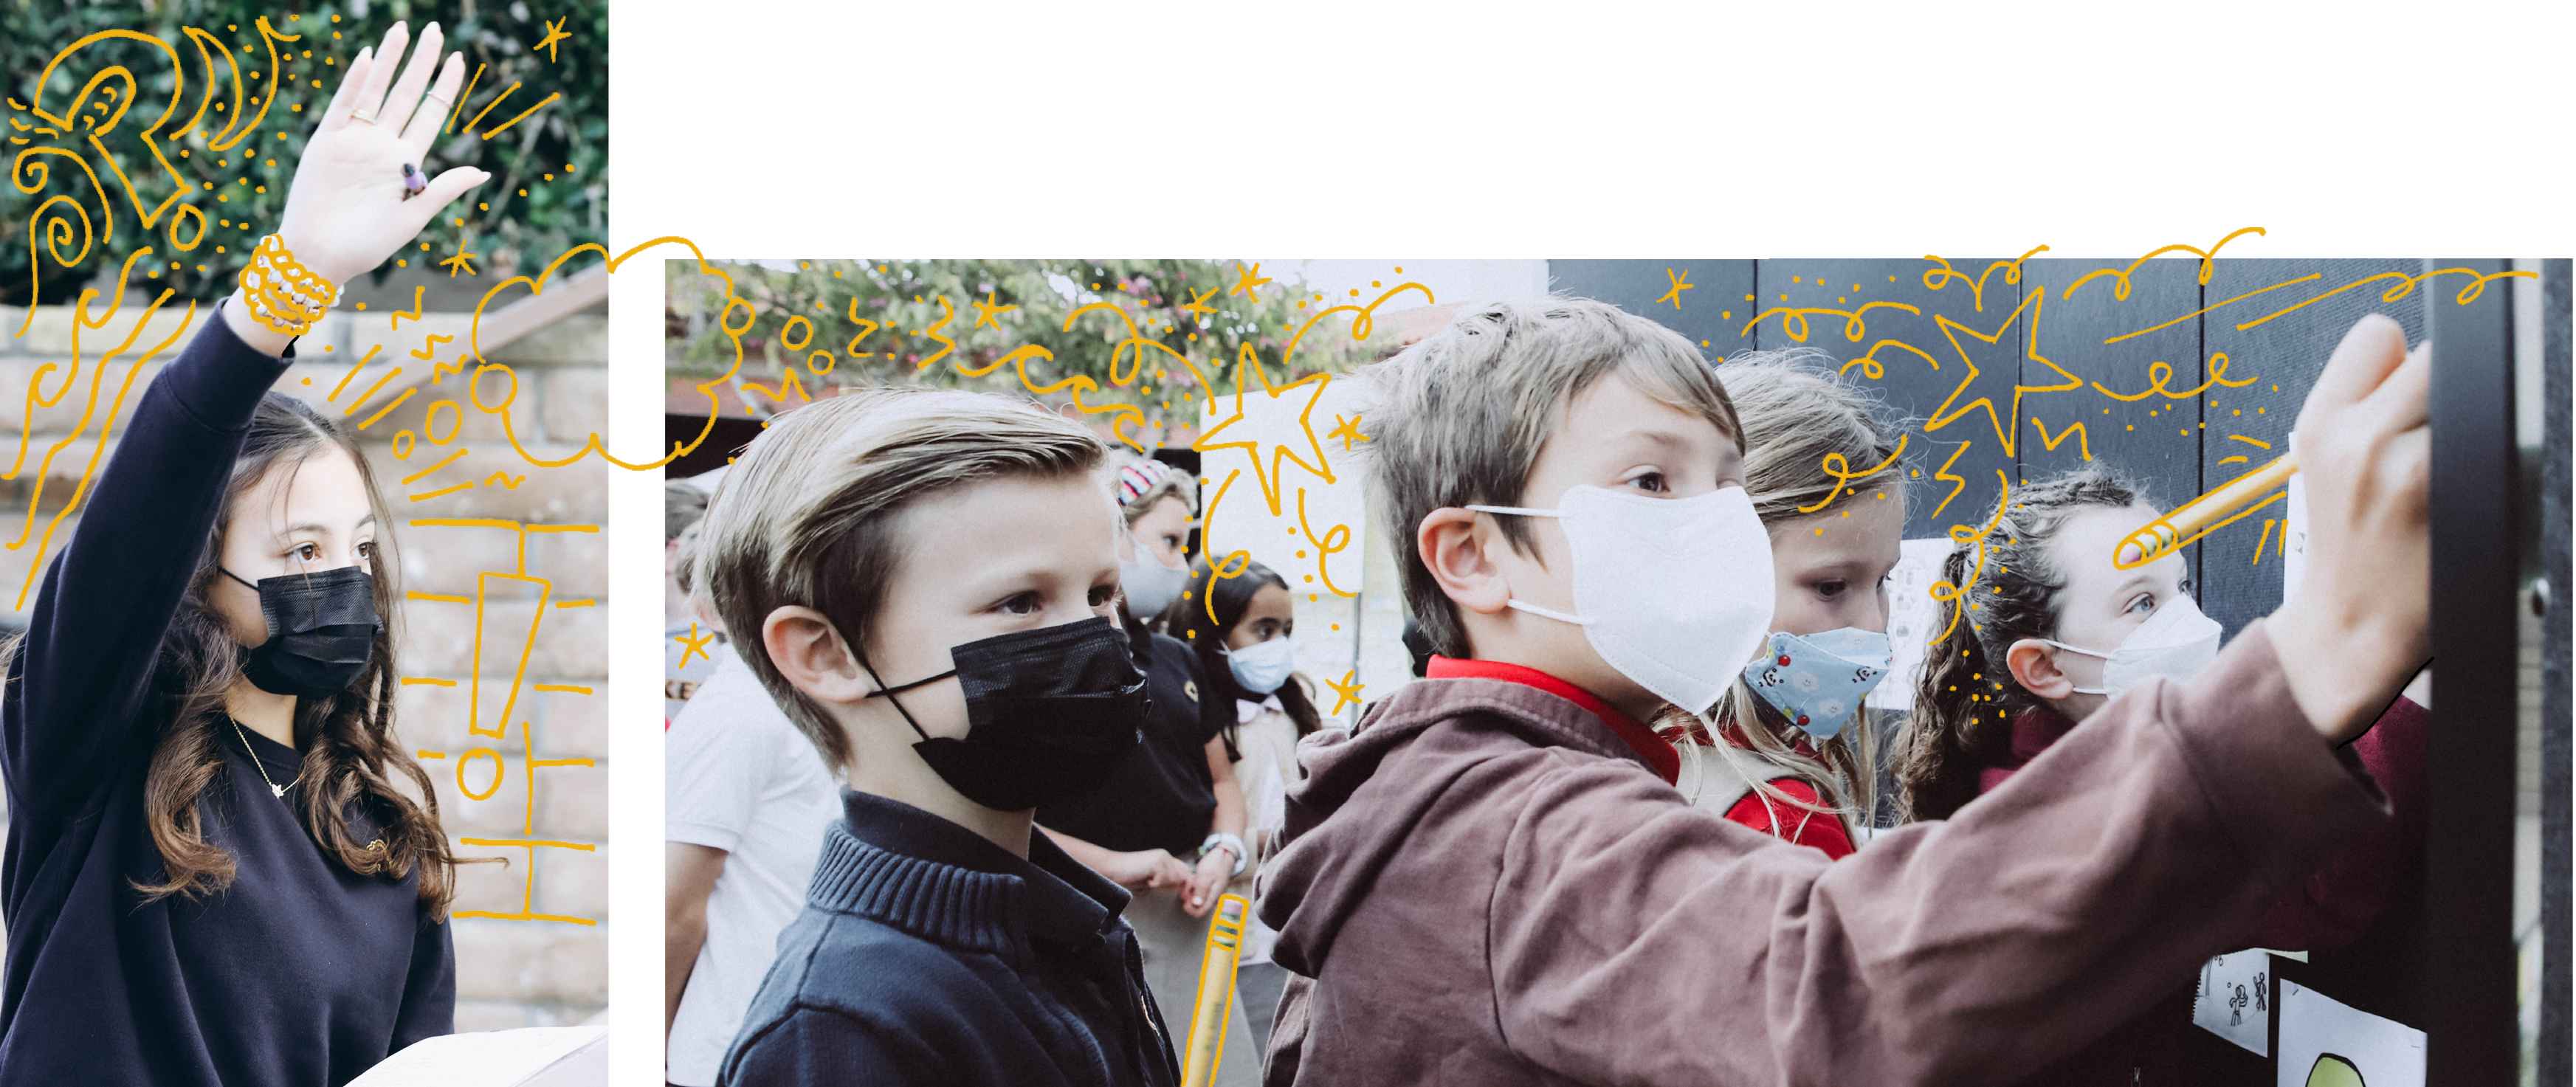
[1119,532,1188,620]
[1225,636,1295,694]
[2044,593,2222,697]
[1467,484,1775,714]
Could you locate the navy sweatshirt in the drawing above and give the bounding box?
[0,310,455,1086]
[722,790,1182,1087]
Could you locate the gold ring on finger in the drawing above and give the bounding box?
[351,106,379,125]
[422,92,452,111]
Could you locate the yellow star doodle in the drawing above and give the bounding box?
[441,247,478,277]
[1655,268,1694,310]
[1325,669,1365,715]
[1230,262,1272,304]
[1179,286,1220,322]
[673,622,716,669]
[1193,351,1337,517]
[534,17,572,63]
[1924,289,2081,459]
[971,289,1017,331]
[1326,412,1369,452]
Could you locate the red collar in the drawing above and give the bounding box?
[1426,656,1680,784]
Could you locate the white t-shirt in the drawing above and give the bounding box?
[664,649,843,1086]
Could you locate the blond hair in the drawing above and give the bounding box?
[1665,350,1909,827]
[1363,296,1743,659]
[692,388,1106,770]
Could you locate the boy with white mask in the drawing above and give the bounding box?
[1256,300,2434,1086]
[1895,468,2425,1087]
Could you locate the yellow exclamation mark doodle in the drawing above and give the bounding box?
[468,570,553,741]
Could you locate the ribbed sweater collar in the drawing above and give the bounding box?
[808,790,1132,961]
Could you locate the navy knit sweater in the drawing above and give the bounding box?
[722,790,1182,1087]
[0,311,454,1086]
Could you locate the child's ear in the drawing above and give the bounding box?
[1419,508,1509,616]
[762,606,877,705]
[2005,638,2074,700]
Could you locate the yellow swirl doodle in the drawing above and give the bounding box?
[1294,487,1357,598]
[2091,352,2258,402]
[1919,245,2048,312]
[1836,338,1941,380]
[1796,433,1909,514]
[1925,469,2014,649]
[2234,266,2538,333]
[2062,227,2267,300]
[1739,301,1923,345]
[1197,467,1256,629]
[951,344,1147,447]
[912,294,955,370]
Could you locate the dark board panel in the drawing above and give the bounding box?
[1747,258,2020,540]
[1544,260,1757,359]
[2019,258,2208,596]
[2196,260,2430,640]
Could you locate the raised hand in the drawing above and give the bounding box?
[2270,314,2431,742]
[272,20,489,286]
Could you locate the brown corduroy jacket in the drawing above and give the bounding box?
[1253,620,2391,1086]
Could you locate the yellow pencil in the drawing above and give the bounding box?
[2116,452,2301,569]
[1179,894,1250,1087]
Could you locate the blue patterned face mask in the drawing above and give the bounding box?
[1739,627,1893,741]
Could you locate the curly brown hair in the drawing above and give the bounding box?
[1894,469,2151,824]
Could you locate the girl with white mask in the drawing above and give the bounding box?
[1895,468,2428,1087]
[1650,353,1909,857]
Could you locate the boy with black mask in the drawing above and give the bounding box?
[695,388,1179,1087]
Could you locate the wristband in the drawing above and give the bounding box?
[1199,832,1247,878]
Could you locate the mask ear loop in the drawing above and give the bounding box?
[853,643,957,743]
[2036,640,2114,697]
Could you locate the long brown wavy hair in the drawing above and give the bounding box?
[1159,556,1323,756]
[134,393,464,911]
[1894,469,2149,824]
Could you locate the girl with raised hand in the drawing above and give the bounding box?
[1896,468,2428,1086]
[1659,351,1907,858]
[0,22,489,1087]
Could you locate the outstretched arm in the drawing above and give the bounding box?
[1,22,486,818]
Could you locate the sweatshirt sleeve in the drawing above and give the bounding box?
[1487,619,2391,1087]
[2250,694,2428,950]
[1,306,292,818]
[389,909,458,1052]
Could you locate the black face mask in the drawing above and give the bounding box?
[861,615,1147,812]
[223,565,382,698]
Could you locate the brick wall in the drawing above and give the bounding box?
[0,300,610,1031]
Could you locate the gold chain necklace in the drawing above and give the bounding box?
[225,716,303,799]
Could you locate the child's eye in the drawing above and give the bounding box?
[1814,579,1847,600]
[1087,584,1116,608]
[996,591,1041,615]
[2126,593,2157,615]
[290,542,320,562]
[1626,471,1667,494]
[356,541,376,561]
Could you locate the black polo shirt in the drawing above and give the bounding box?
[1036,621,1227,857]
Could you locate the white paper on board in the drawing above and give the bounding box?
[2276,981,2425,1087]
[348,1024,607,1086]
[1875,537,1957,713]
[2190,949,2273,1056]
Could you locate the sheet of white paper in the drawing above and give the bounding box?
[1874,537,1957,713]
[348,1025,607,1087]
[2191,948,2274,1055]
[2276,981,2426,1087]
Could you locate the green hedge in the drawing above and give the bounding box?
[4,0,605,306]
